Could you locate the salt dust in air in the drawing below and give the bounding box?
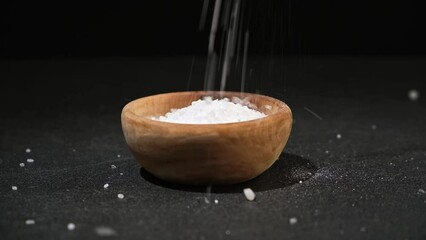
[151,97,265,124]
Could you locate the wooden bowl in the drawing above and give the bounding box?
[121,91,293,185]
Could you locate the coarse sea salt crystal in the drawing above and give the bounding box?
[27,158,34,163]
[25,148,31,153]
[289,217,298,225]
[243,188,256,201]
[12,186,18,190]
[67,223,76,230]
[19,163,25,167]
[117,193,124,199]
[151,97,266,124]
[25,219,35,225]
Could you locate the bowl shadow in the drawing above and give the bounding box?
[139,152,317,193]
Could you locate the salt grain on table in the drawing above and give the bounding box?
[27,158,34,163]
[103,183,109,189]
[151,97,266,124]
[111,165,117,169]
[117,193,124,199]
[289,217,298,225]
[336,134,342,139]
[25,219,35,225]
[19,163,25,167]
[243,188,256,201]
[67,223,76,230]
[25,148,31,153]
[95,226,117,236]
[12,186,17,191]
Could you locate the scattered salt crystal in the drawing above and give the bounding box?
[67,223,76,230]
[214,199,219,204]
[12,186,18,191]
[325,150,329,154]
[103,183,109,189]
[117,193,124,199]
[243,188,256,201]
[19,163,25,167]
[25,148,31,153]
[299,180,303,184]
[117,154,121,158]
[111,165,117,169]
[408,89,419,101]
[418,189,425,194]
[25,219,35,225]
[289,217,298,225]
[27,158,34,163]
[151,97,266,124]
[120,173,123,176]
[265,105,272,110]
[336,134,342,139]
[95,226,116,236]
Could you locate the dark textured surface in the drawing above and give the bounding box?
[0,56,425,239]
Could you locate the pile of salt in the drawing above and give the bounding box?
[151,97,266,124]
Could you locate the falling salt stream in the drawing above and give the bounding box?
[202,0,248,93]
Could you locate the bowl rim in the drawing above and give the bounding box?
[122,90,292,128]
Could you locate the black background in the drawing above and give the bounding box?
[1,0,425,58]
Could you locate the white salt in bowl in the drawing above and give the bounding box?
[121,91,292,185]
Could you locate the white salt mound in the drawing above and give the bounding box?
[151,97,266,124]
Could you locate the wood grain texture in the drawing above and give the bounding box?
[121,91,293,185]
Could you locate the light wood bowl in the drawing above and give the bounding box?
[121,91,293,185]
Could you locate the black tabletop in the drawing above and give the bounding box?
[0,55,425,239]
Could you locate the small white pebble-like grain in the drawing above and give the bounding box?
[289,217,298,225]
[120,173,123,176]
[103,183,109,189]
[418,189,426,194]
[111,165,117,169]
[214,199,219,204]
[95,226,117,236]
[27,158,34,163]
[25,219,35,225]
[299,180,303,184]
[243,188,256,201]
[19,163,25,167]
[25,148,31,153]
[336,134,342,139]
[408,89,419,101]
[67,223,76,230]
[117,193,124,199]
[12,186,18,191]
[117,154,121,158]
[151,97,266,124]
